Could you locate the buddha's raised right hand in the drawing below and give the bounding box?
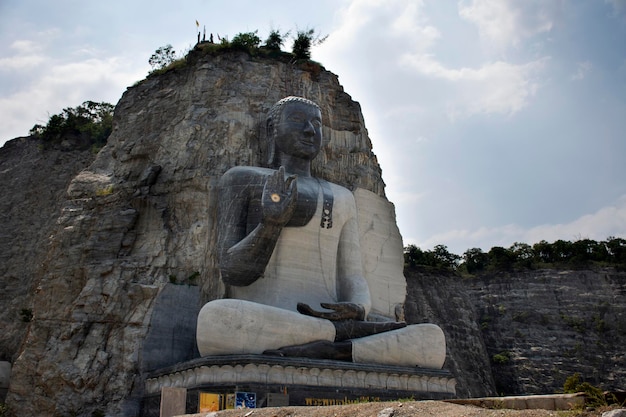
[261,166,297,226]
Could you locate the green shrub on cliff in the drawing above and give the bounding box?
[30,101,114,151]
[231,31,261,52]
[148,44,188,76]
[264,29,288,51]
[292,28,327,61]
[563,373,607,407]
[492,351,511,364]
[148,44,177,70]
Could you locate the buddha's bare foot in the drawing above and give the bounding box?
[333,320,407,342]
[263,340,352,361]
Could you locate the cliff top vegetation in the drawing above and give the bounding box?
[147,27,327,77]
[28,100,114,152]
[404,237,626,275]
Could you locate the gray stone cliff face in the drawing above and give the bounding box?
[403,267,626,398]
[465,269,626,395]
[0,138,96,363]
[1,50,624,416]
[404,270,497,399]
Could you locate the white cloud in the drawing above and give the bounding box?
[458,0,562,50]
[570,61,592,81]
[319,0,437,61]
[524,196,626,243]
[0,40,46,71]
[412,195,626,253]
[9,40,40,53]
[390,2,440,47]
[0,54,46,71]
[401,54,549,117]
[320,0,550,121]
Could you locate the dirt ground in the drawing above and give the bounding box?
[180,400,620,417]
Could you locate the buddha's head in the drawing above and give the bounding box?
[265,96,323,167]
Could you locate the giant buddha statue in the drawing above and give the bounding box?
[197,97,446,368]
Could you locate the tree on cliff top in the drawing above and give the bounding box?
[263,29,289,51]
[149,44,177,70]
[30,101,114,151]
[231,31,262,52]
[292,28,327,60]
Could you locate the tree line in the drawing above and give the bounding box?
[29,101,114,152]
[404,237,626,274]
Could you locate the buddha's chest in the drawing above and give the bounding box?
[246,177,323,231]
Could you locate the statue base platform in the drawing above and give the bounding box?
[142,355,456,415]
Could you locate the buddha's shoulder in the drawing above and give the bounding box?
[220,166,275,185]
[326,181,356,203]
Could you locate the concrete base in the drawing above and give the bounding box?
[142,355,456,416]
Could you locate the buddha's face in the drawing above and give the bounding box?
[274,101,323,160]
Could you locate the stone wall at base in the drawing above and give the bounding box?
[142,355,456,416]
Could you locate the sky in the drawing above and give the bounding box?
[1,0,625,255]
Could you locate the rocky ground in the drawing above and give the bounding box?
[179,400,622,417]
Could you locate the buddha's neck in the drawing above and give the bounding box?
[279,154,312,177]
